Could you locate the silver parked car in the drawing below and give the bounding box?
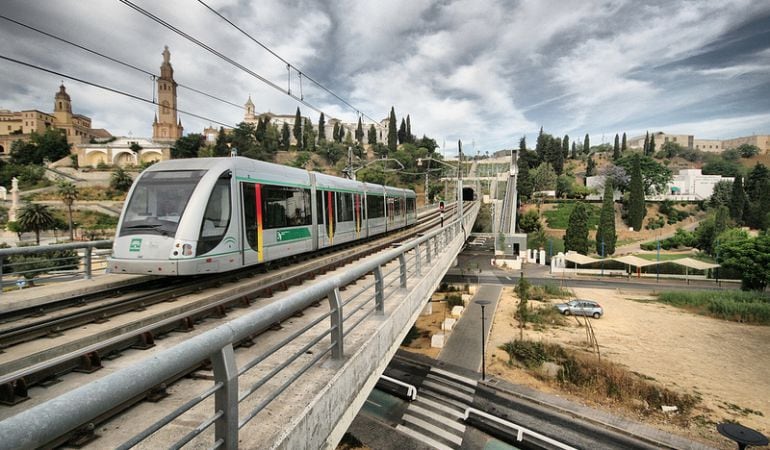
[555,299,603,318]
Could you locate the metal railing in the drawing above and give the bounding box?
[0,240,113,293]
[0,203,478,450]
[463,407,577,450]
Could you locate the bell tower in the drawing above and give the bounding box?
[152,46,183,141]
[53,84,73,125]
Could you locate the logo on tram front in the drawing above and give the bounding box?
[129,238,142,252]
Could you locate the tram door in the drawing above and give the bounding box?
[241,182,260,264]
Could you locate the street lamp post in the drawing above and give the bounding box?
[476,300,491,381]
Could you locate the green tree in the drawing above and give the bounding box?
[293,107,302,148]
[57,180,78,241]
[626,154,646,231]
[564,202,590,254]
[719,232,770,290]
[213,127,229,156]
[596,181,616,255]
[613,134,620,160]
[398,118,407,144]
[643,131,650,156]
[281,122,291,150]
[230,122,258,157]
[110,167,133,193]
[388,106,397,152]
[583,133,590,155]
[708,180,733,210]
[562,134,570,159]
[18,202,56,245]
[332,122,340,143]
[745,163,770,229]
[171,133,204,159]
[406,115,412,143]
[551,136,564,175]
[518,209,542,233]
[355,117,364,143]
[535,127,546,164]
[702,157,743,177]
[648,133,656,156]
[737,143,760,158]
[11,128,71,165]
[659,141,683,159]
[615,154,672,194]
[530,162,557,194]
[585,155,596,177]
[621,132,627,153]
[318,113,326,142]
[367,124,377,144]
[730,175,746,224]
[571,142,577,159]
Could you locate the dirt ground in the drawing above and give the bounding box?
[404,286,770,448]
[485,287,770,448]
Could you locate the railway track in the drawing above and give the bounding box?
[0,204,459,410]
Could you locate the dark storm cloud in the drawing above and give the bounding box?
[1,0,769,152]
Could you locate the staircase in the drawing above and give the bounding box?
[396,367,477,450]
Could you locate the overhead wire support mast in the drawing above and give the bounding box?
[0,13,243,111]
[196,0,379,124]
[119,0,328,117]
[0,54,234,129]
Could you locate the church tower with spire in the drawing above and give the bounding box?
[152,46,183,141]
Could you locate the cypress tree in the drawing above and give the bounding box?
[564,202,590,254]
[627,154,646,231]
[613,133,620,160]
[337,124,344,143]
[318,113,326,142]
[730,175,745,224]
[398,118,407,144]
[596,180,617,255]
[571,142,577,159]
[332,122,340,143]
[388,106,397,152]
[406,114,412,142]
[583,133,590,155]
[292,107,302,147]
[621,132,627,152]
[355,117,364,143]
[519,136,527,152]
[368,124,377,144]
[536,126,546,163]
[281,122,290,150]
[585,155,596,177]
[643,131,650,155]
[649,133,656,155]
[562,134,570,159]
[552,137,564,175]
[214,126,228,156]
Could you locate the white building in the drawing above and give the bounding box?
[75,137,170,168]
[586,168,732,201]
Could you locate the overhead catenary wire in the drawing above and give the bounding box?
[196,0,379,124]
[0,14,244,111]
[119,0,331,119]
[0,54,235,129]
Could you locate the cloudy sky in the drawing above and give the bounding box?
[1,0,769,156]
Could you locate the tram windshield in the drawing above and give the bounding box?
[119,170,206,237]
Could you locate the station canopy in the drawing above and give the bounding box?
[560,251,719,271]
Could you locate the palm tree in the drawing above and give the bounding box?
[110,167,134,193]
[57,180,78,241]
[17,203,56,245]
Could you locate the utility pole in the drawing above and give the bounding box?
[458,140,464,224]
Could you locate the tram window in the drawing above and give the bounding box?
[367,194,384,218]
[198,174,232,255]
[316,190,325,225]
[337,192,354,222]
[262,185,312,229]
[406,197,416,214]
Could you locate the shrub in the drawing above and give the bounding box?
[446,294,464,308]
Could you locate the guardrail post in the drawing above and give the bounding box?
[374,266,384,315]
[398,253,407,288]
[84,247,93,280]
[414,245,422,276]
[425,240,432,264]
[0,256,3,295]
[211,344,238,450]
[327,288,344,359]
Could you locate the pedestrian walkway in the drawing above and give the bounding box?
[396,367,478,450]
[438,284,502,372]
